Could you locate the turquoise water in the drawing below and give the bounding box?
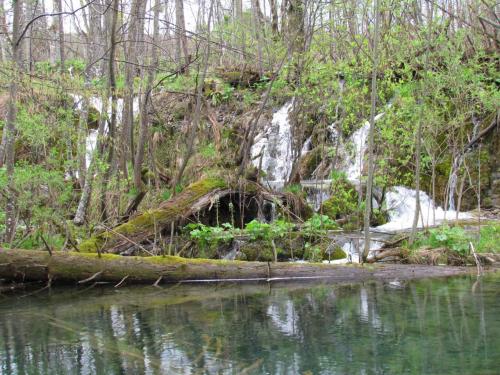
[0,274,499,374]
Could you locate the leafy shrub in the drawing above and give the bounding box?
[302,214,338,237]
[244,219,293,241]
[304,242,323,262]
[185,222,235,250]
[414,226,469,255]
[477,224,500,253]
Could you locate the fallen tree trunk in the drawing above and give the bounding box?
[0,249,472,285]
[79,177,229,253]
[78,176,310,254]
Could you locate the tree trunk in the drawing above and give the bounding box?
[0,249,473,285]
[3,0,22,243]
[120,0,146,176]
[173,0,214,190]
[55,0,65,69]
[362,0,380,262]
[133,0,160,191]
[269,0,279,35]
[79,177,228,253]
[175,0,190,68]
[99,0,119,222]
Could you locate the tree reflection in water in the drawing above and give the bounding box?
[0,274,499,375]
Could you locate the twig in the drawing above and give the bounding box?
[40,234,52,256]
[153,275,163,287]
[99,224,154,256]
[469,242,483,276]
[114,275,129,288]
[78,271,103,284]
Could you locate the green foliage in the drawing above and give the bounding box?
[413,224,500,256]
[321,171,358,220]
[283,184,303,195]
[304,242,323,262]
[0,164,72,247]
[186,222,235,250]
[245,219,293,241]
[302,214,338,238]
[200,143,217,158]
[476,224,500,253]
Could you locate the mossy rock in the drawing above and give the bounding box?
[330,246,347,260]
[320,177,358,220]
[216,69,262,87]
[298,147,322,179]
[317,240,347,261]
[370,208,388,226]
[239,241,275,261]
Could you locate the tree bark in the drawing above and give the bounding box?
[362,0,380,262]
[99,0,119,222]
[3,0,22,243]
[55,0,65,69]
[269,0,279,35]
[0,249,473,285]
[175,0,190,68]
[134,0,160,191]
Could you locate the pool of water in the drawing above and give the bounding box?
[1,273,499,374]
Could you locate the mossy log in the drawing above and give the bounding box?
[79,177,229,254]
[0,249,472,285]
[79,177,310,254]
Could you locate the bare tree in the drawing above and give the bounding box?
[175,0,190,68]
[3,0,23,243]
[362,0,380,262]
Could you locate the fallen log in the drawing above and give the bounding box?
[0,249,473,285]
[79,176,310,254]
[79,177,228,253]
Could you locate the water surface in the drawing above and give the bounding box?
[1,274,499,374]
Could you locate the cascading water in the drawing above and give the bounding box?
[251,101,294,188]
[339,107,470,232]
[344,112,386,183]
[376,186,470,231]
[72,94,140,170]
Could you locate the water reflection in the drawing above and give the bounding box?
[1,274,499,375]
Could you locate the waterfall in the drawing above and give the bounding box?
[251,101,294,188]
[345,112,386,183]
[376,186,470,231]
[340,106,470,232]
[300,136,312,155]
[72,94,140,170]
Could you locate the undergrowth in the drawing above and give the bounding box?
[411,223,500,255]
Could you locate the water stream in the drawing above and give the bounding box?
[253,100,470,231]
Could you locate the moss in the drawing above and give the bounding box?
[321,176,358,221]
[239,242,275,261]
[79,177,227,252]
[370,208,388,226]
[298,147,322,178]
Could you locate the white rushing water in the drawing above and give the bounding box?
[376,186,470,231]
[345,112,386,183]
[341,109,470,232]
[72,94,140,169]
[251,101,295,187]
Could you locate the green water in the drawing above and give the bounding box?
[1,274,499,375]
